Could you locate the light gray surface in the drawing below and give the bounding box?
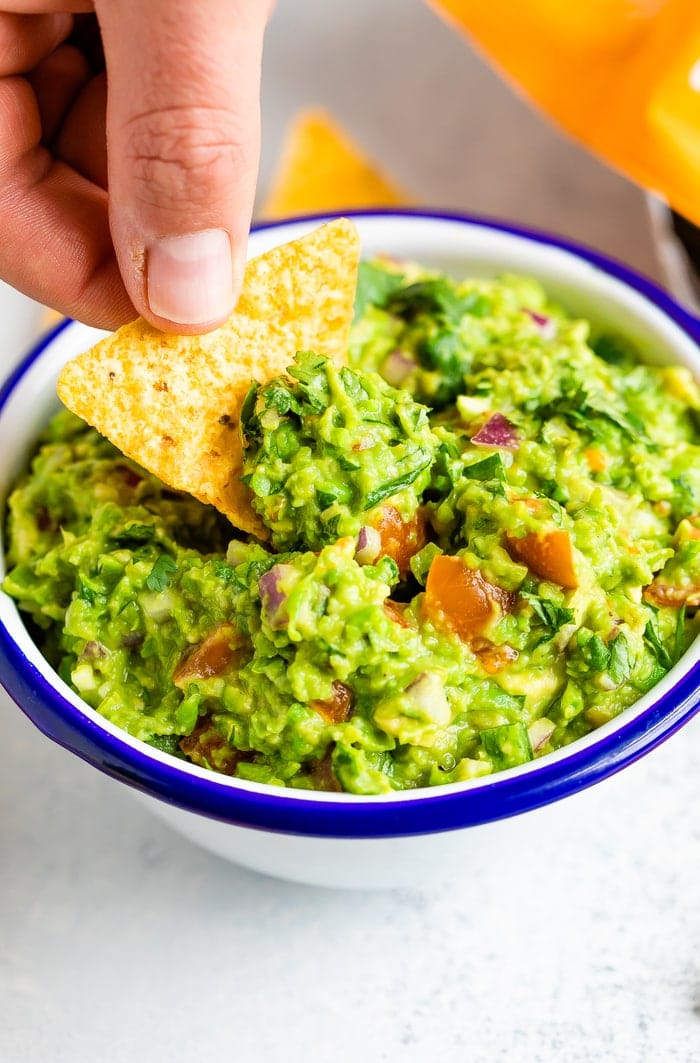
[3,704,700,1062]
[2,1,699,1060]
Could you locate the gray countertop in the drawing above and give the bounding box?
[2,2,699,1060]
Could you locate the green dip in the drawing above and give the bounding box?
[4,259,700,793]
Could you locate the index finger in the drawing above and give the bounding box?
[1,2,93,11]
[0,76,134,327]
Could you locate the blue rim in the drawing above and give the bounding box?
[1,208,699,839]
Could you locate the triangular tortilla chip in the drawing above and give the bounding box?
[261,108,408,218]
[57,218,360,537]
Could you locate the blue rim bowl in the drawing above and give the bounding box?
[1,209,699,840]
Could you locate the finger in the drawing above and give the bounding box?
[29,42,91,142]
[0,76,134,328]
[55,71,107,187]
[0,11,73,75]
[1,3,93,12]
[96,0,273,333]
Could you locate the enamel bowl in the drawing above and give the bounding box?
[1,210,699,889]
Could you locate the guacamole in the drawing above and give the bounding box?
[4,260,700,793]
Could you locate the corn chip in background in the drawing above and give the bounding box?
[260,108,408,217]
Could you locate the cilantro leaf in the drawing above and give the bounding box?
[147,734,187,759]
[288,351,331,412]
[416,329,470,407]
[463,453,506,482]
[541,384,646,441]
[108,522,155,547]
[643,616,672,672]
[608,633,631,685]
[592,333,637,367]
[673,604,687,665]
[239,381,259,449]
[146,555,177,592]
[581,634,611,672]
[353,261,406,321]
[363,454,433,510]
[521,590,574,641]
[386,279,489,325]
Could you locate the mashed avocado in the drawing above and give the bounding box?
[4,261,700,793]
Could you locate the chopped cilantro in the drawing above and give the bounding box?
[363,455,434,510]
[147,734,188,760]
[521,590,574,641]
[353,260,406,321]
[541,384,646,441]
[592,333,637,367]
[608,633,631,685]
[211,560,236,583]
[643,615,673,671]
[416,329,469,408]
[146,554,177,592]
[387,279,489,325]
[673,605,687,665]
[108,523,155,546]
[463,453,506,482]
[481,722,533,770]
[581,633,611,672]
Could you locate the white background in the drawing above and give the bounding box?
[2,2,700,1060]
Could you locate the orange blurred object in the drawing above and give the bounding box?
[430,0,700,226]
[583,447,608,473]
[424,554,514,641]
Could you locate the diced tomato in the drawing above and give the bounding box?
[173,622,245,687]
[384,599,412,628]
[308,750,342,792]
[423,554,514,642]
[371,505,427,578]
[312,681,354,723]
[506,529,578,589]
[583,447,608,473]
[180,717,250,775]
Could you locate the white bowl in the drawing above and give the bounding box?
[1,210,699,889]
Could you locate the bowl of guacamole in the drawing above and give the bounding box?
[1,211,699,888]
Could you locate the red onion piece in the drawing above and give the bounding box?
[522,307,557,340]
[382,349,416,387]
[81,640,107,659]
[527,717,555,752]
[355,525,382,565]
[471,413,519,450]
[258,564,295,629]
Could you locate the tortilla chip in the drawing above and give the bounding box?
[261,108,408,218]
[57,218,360,537]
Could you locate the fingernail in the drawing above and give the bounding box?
[147,230,234,326]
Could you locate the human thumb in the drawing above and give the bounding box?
[96,0,272,332]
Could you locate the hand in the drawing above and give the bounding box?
[0,1,273,332]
